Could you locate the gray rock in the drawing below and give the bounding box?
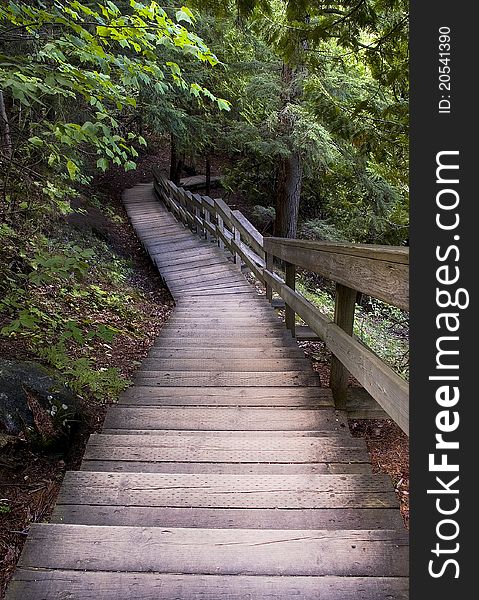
[0,359,80,444]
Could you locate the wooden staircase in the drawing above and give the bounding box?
[6,182,408,599]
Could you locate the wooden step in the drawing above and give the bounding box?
[79,461,371,475]
[103,407,334,431]
[144,348,306,359]
[51,504,403,530]
[138,358,311,372]
[57,472,398,509]
[8,571,409,600]
[132,371,320,387]
[118,386,333,407]
[83,433,370,464]
[16,524,408,576]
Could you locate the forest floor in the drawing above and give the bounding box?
[0,148,173,596]
[0,144,408,596]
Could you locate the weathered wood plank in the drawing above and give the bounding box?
[264,237,408,311]
[102,407,336,431]
[51,505,402,530]
[79,461,371,474]
[83,435,369,464]
[151,338,298,348]
[8,570,409,600]
[18,524,408,576]
[57,472,399,509]
[132,372,319,387]
[101,429,349,438]
[138,358,310,372]
[119,385,333,406]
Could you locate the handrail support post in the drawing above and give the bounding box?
[285,261,296,337]
[217,214,224,250]
[265,251,273,302]
[234,227,242,269]
[330,283,357,409]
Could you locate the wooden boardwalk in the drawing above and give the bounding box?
[7,183,408,599]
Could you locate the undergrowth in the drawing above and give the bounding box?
[0,199,156,401]
[296,278,409,379]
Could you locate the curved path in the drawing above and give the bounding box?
[7,183,408,599]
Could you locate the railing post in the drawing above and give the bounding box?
[234,227,242,269]
[330,283,357,409]
[285,261,296,337]
[217,212,224,250]
[265,250,273,302]
[204,206,212,241]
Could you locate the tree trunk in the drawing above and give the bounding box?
[0,90,12,159]
[169,134,177,181]
[274,151,302,238]
[274,63,302,239]
[169,135,183,185]
[205,155,211,195]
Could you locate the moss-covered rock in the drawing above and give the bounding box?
[0,359,80,446]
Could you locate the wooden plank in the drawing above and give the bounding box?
[8,570,409,600]
[83,436,369,464]
[79,461,371,475]
[123,384,333,398]
[167,317,284,325]
[86,433,360,449]
[132,372,319,387]
[156,257,228,273]
[264,238,408,311]
[285,261,296,335]
[137,358,310,372]
[119,385,331,404]
[144,348,305,359]
[51,505,402,530]
[18,524,408,576]
[159,327,291,337]
[102,407,336,431]
[56,472,398,509]
[330,283,357,408]
[151,338,297,348]
[231,209,264,257]
[101,429,349,438]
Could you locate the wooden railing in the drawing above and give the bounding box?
[153,170,409,435]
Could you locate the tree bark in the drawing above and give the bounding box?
[274,151,302,238]
[0,90,12,159]
[169,135,183,185]
[274,63,302,239]
[205,155,211,195]
[169,134,177,181]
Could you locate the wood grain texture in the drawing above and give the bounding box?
[264,237,408,310]
[7,571,409,600]
[18,524,408,576]
[57,472,398,509]
[51,505,402,530]
[102,407,337,431]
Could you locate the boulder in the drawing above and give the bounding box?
[0,359,80,446]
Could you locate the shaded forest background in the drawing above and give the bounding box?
[0,0,409,397]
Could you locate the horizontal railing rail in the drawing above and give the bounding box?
[153,169,409,435]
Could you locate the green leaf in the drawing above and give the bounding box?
[97,157,109,171]
[28,136,44,147]
[176,9,192,24]
[124,161,137,171]
[66,159,79,180]
[217,98,231,111]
